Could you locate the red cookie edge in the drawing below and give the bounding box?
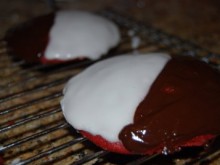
[40,56,88,65]
[80,130,215,155]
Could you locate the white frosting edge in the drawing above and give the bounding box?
[44,10,120,60]
[61,53,171,142]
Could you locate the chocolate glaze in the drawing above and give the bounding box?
[119,57,220,154]
[4,13,55,63]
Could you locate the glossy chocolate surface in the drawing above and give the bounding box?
[119,57,220,154]
[5,13,54,63]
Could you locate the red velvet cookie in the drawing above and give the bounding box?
[61,53,220,155]
[5,10,120,64]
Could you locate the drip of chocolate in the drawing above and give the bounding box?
[119,57,220,154]
[4,13,55,63]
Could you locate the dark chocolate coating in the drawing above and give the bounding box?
[4,13,55,63]
[119,57,220,154]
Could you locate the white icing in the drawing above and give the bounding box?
[131,36,141,49]
[61,53,171,142]
[45,10,120,60]
[128,29,141,50]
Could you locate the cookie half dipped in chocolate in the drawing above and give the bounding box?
[61,53,220,155]
[5,10,120,64]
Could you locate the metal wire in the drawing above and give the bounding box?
[16,137,86,165]
[0,122,69,152]
[99,9,220,67]
[0,77,69,104]
[72,150,109,165]
[0,106,61,133]
[0,92,62,115]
